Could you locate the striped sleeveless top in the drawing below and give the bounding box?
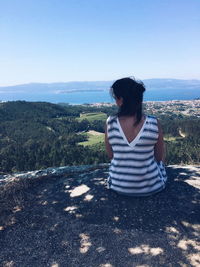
[106,115,167,196]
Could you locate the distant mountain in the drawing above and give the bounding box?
[1,79,200,94]
[0,81,112,94]
[144,79,200,90]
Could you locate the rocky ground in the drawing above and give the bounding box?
[0,165,200,267]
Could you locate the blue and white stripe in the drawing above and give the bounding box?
[107,115,167,196]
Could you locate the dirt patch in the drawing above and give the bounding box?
[88,130,104,136]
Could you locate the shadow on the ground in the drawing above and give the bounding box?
[0,166,200,267]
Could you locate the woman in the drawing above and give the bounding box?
[105,77,167,196]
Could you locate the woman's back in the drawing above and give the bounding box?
[117,115,146,143]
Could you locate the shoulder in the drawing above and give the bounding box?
[106,115,117,125]
[146,115,158,125]
[146,114,157,120]
[146,115,163,135]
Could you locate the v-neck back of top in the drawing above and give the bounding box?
[116,116,147,147]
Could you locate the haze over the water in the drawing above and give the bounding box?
[0,0,200,86]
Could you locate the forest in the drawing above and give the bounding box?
[0,101,199,174]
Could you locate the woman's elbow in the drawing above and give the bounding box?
[154,154,164,162]
[154,147,165,162]
[108,152,113,160]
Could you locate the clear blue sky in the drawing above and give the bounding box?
[0,0,200,86]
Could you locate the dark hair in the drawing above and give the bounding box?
[110,77,145,125]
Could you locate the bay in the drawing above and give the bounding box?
[0,88,200,104]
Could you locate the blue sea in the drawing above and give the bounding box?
[0,89,200,104]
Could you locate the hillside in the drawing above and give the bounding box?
[0,101,108,173]
[0,101,200,174]
[0,164,200,266]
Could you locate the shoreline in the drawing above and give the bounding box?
[77,99,200,107]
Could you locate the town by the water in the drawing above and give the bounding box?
[89,99,200,117]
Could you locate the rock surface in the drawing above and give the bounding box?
[0,164,200,267]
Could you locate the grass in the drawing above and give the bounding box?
[81,133,182,146]
[77,112,107,122]
[78,130,104,146]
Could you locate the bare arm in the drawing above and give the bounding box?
[105,124,113,160]
[154,120,165,162]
